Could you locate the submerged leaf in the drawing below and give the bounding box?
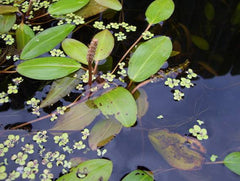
[0,6,18,14]
[148,129,204,170]
[0,14,16,33]
[88,119,122,150]
[224,152,240,175]
[95,0,122,11]
[231,2,240,26]
[62,38,88,65]
[122,170,154,181]
[20,24,75,60]
[204,2,215,21]
[94,87,137,127]
[75,0,107,18]
[128,36,172,82]
[191,35,209,51]
[48,0,89,15]
[135,88,149,119]
[17,57,81,80]
[57,159,112,181]
[51,100,100,131]
[145,0,174,24]
[40,69,85,108]
[16,23,35,50]
[93,29,114,61]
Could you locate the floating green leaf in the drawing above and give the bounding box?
[93,29,114,61]
[16,23,35,51]
[94,87,137,127]
[135,88,149,119]
[145,0,174,24]
[62,38,88,65]
[48,0,89,15]
[40,69,85,108]
[148,129,204,170]
[0,14,16,33]
[57,159,112,181]
[20,24,75,60]
[224,152,240,175]
[95,0,122,11]
[122,170,154,181]
[204,2,215,21]
[128,36,172,82]
[0,6,18,14]
[75,0,107,18]
[191,35,209,50]
[88,119,122,150]
[17,57,81,80]
[51,100,100,131]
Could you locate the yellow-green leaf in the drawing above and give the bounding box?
[148,129,204,170]
[16,23,35,51]
[93,29,114,61]
[94,87,137,127]
[95,0,122,11]
[48,0,89,16]
[20,24,75,60]
[145,0,174,24]
[122,170,154,181]
[0,14,16,33]
[0,6,18,14]
[191,35,209,50]
[128,36,172,82]
[17,57,81,80]
[62,38,88,65]
[224,152,240,175]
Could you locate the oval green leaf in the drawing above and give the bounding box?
[20,24,75,60]
[16,57,81,80]
[191,35,209,50]
[95,0,122,11]
[51,100,100,131]
[88,119,122,150]
[16,23,35,51]
[40,69,85,108]
[75,0,107,18]
[122,170,154,181]
[57,159,113,181]
[145,0,174,24]
[94,87,137,127]
[0,6,19,14]
[62,38,88,65]
[0,14,16,33]
[93,29,114,61]
[48,0,89,16]
[224,152,240,175]
[204,2,215,21]
[135,88,149,119]
[148,129,204,170]
[128,36,172,82]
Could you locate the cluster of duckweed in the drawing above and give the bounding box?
[142,31,154,40]
[32,25,44,32]
[210,154,218,162]
[26,97,41,116]
[189,119,209,140]
[57,13,85,26]
[164,68,197,101]
[49,49,65,57]
[93,21,137,41]
[0,34,14,45]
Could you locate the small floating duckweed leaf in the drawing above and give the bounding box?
[122,169,154,181]
[224,152,240,175]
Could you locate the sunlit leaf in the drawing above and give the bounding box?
[16,23,35,51]
[148,129,204,170]
[88,119,122,150]
[75,0,107,18]
[204,2,215,21]
[62,38,88,65]
[0,14,16,33]
[231,2,240,26]
[51,100,100,131]
[40,69,85,108]
[191,35,209,51]
[145,0,174,24]
[122,170,154,181]
[48,0,89,15]
[16,57,81,80]
[224,152,240,175]
[134,88,149,119]
[93,29,114,61]
[0,6,18,14]
[20,24,75,60]
[57,159,112,181]
[94,87,137,127]
[128,36,172,82]
[95,0,122,11]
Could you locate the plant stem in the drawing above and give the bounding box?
[111,23,152,74]
[131,79,151,94]
[87,39,98,87]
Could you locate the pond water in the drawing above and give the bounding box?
[0,0,240,180]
